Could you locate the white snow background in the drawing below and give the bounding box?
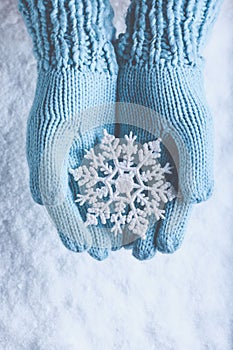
[0,0,233,349]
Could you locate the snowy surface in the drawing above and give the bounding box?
[0,0,233,349]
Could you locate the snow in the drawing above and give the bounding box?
[0,0,233,349]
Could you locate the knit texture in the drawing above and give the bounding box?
[116,0,223,259]
[117,0,223,67]
[19,0,117,72]
[19,0,118,260]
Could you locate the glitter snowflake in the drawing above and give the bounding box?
[69,130,176,240]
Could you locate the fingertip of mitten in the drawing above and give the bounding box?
[156,234,183,254]
[59,231,91,253]
[132,240,157,261]
[87,247,110,261]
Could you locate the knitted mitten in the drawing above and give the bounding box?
[116,0,223,259]
[19,0,118,260]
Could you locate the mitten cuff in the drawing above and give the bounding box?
[117,0,223,67]
[19,0,117,73]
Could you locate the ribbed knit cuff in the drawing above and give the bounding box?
[19,0,117,73]
[117,0,223,67]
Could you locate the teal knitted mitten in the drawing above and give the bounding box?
[116,0,223,259]
[19,0,118,260]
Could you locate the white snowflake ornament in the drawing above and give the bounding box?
[69,130,176,240]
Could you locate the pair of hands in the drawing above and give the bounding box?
[20,0,217,260]
[26,63,213,260]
